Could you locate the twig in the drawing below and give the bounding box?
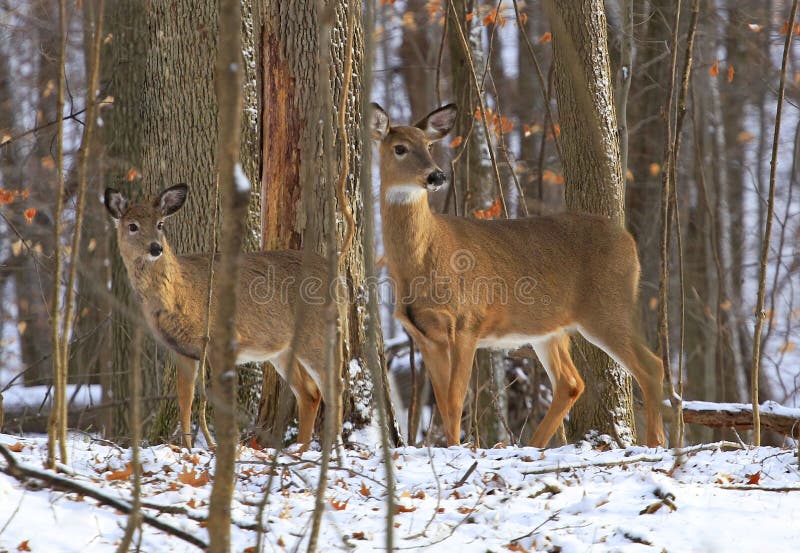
[751,0,799,446]
[307,3,343,551]
[668,0,701,450]
[510,0,562,162]
[197,176,221,449]
[454,460,478,487]
[361,2,398,549]
[447,0,508,217]
[0,107,93,149]
[521,442,743,476]
[47,0,69,470]
[0,444,207,549]
[719,484,800,492]
[658,0,683,447]
[116,327,143,553]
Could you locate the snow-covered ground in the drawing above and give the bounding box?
[1,433,799,552]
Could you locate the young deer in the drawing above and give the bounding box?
[371,104,666,448]
[105,184,330,447]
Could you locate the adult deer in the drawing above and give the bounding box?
[105,184,330,447]
[371,103,666,448]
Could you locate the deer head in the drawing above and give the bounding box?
[370,103,458,202]
[104,184,188,264]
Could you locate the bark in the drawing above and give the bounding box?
[399,0,435,119]
[255,0,396,445]
[545,0,636,445]
[103,0,262,442]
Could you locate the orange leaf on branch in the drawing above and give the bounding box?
[537,31,552,44]
[24,208,36,223]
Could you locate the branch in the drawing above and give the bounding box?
[0,444,207,549]
[680,400,800,438]
[521,442,743,476]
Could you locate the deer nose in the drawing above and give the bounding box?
[149,242,163,257]
[426,170,446,190]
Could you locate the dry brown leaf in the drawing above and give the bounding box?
[359,481,371,497]
[746,472,762,485]
[709,59,719,77]
[17,540,31,552]
[450,135,464,148]
[106,463,133,481]
[330,498,349,511]
[395,504,416,514]
[8,442,24,452]
[457,506,475,514]
[178,468,209,487]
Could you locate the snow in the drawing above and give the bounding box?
[679,399,800,419]
[234,163,251,194]
[1,434,799,552]
[1,384,102,410]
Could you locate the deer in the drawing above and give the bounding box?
[370,103,666,448]
[104,184,331,448]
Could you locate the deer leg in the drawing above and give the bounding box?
[578,324,666,447]
[175,354,198,448]
[528,334,584,448]
[444,334,478,446]
[414,339,452,444]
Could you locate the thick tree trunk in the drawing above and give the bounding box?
[255,0,395,444]
[547,0,636,445]
[103,1,262,442]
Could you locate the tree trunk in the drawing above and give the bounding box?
[14,0,58,386]
[626,0,671,350]
[446,0,507,446]
[103,0,262,442]
[255,0,396,444]
[546,0,636,446]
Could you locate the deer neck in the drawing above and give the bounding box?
[126,241,183,311]
[380,184,435,269]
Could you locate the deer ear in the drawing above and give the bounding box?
[415,103,458,141]
[158,184,188,217]
[370,103,390,140]
[104,188,128,220]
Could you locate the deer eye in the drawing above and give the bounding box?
[128,223,139,233]
[394,144,408,156]
[157,221,164,231]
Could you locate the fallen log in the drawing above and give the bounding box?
[679,400,800,438]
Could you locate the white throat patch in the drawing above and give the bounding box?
[385,184,426,204]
